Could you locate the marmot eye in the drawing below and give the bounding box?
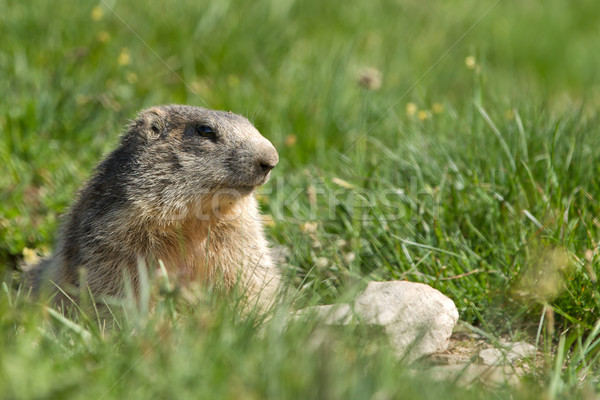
[196,125,216,139]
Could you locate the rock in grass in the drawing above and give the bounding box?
[479,342,537,366]
[295,281,459,361]
[354,281,458,361]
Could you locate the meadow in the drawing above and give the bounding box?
[2,0,600,398]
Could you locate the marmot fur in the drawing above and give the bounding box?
[28,105,281,311]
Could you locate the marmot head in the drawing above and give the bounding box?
[123,105,278,219]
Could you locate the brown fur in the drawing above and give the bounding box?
[28,105,281,311]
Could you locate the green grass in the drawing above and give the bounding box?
[2,0,600,398]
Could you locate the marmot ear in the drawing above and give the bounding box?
[140,107,167,140]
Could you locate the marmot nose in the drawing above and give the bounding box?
[257,144,279,172]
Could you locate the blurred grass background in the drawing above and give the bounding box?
[2,0,600,397]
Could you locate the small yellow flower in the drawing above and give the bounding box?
[432,102,444,114]
[227,75,240,87]
[118,48,131,66]
[504,109,514,120]
[465,56,476,70]
[76,95,91,105]
[417,110,431,121]
[97,31,110,43]
[405,102,417,116]
[190,81,203,93]
[300,222,318,233]
[91,5,104,21]
[126,72,138,84]
[22,248,41,265]
[285,134,297,147]
[190,80,212,95]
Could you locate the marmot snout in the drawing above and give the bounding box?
[28,105,282,311]
[255,139,279,172]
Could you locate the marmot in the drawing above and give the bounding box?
[28,105,281,311]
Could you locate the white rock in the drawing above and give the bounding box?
[478,348,503,366]
[293,281,459,362]
[506,342,536,361]
[353,281,459,361]
[479,342,537,366]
